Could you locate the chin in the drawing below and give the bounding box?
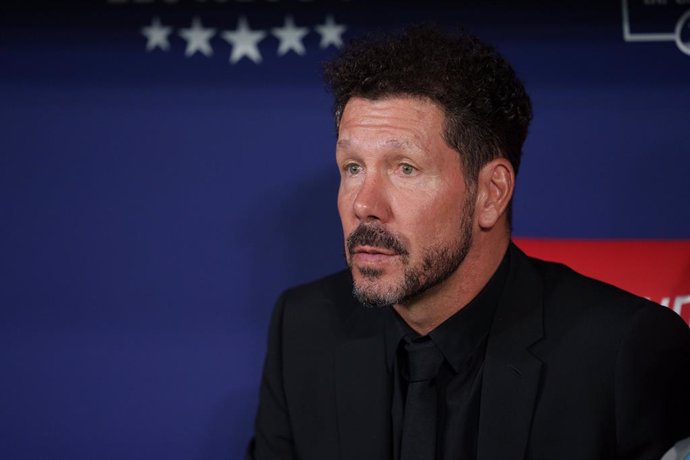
[351,270,405,308]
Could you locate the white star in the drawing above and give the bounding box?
[222,17,266,64]
[272,16,309,56]
[179,17,216,57]
[315,15,346,49]
[141,17,172,52]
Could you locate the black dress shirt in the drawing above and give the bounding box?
[384,250,510,460]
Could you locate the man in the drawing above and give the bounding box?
[247,26,690,460]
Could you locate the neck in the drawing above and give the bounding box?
[393,234,509,336]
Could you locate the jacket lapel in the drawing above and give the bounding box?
[477,244,545,460]
[334,301,391,460]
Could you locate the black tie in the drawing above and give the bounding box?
[400,336,444,460]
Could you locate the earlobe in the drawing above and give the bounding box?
[476,159,514,230]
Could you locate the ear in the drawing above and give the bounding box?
[475,158,515,231]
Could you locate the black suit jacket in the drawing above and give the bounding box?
[248,244,690,460]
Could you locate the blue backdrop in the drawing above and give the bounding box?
[2,1,689,458]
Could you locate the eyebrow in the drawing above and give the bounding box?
[336,138,415,151]
[382,138,413,150]
[336,139,351,150]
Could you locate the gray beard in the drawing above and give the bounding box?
[351,202,474,308]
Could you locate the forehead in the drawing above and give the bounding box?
[337,96,447,148]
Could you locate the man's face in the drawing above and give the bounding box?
[336,96,475,307]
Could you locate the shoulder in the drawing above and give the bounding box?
[271,270,364,342]
[277,270,355,322]
[511,250,690,457]
[280,270,353,306]
[520,247,670,319]
[516,248,689,348]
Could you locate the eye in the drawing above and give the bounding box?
[345,163,362,175]
[400,163,416,175]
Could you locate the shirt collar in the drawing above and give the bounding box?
[384,247,511,373]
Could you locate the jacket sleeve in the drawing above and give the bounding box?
[614,304,690,459]
[246,292,297,460]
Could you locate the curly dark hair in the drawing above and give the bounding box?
[323,25,532,190]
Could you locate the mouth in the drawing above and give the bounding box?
[346,223,408,266]
[351,245,400,264]
[353,245,398,256]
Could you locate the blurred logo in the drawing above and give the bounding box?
[622,0,690,56]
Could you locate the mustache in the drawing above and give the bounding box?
[346,224,408,256]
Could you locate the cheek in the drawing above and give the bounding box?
[337,188,355,228]
[392,197,441,241]
[397,191,464,243]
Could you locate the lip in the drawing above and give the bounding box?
[352,245,398,256]
[351,246,399,265]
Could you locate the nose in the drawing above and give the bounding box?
[353,171,392,223]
